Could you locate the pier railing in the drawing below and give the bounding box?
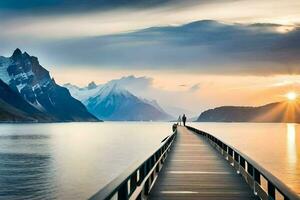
[89,124,177,200]
[186,126,300,200]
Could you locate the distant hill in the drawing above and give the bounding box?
[196,102,300,123]
[0,48,98,122]
[65,82,172,121]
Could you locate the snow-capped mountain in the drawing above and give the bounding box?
[0,49,98,122]
[141,98,166,113]
[0,74,48,122]
[65,81,172,121]
[64,82,103,102]
[0,79,54,122]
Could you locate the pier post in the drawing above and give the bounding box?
[118,182,128,200]
[268,182,276,200]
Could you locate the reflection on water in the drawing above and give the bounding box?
[287,124,297,167]
[0,122,172,199]
[190,122,300,195]
[1,122,300,198]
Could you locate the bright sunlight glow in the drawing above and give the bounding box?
[286,92,297,101]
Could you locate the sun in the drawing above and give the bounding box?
[286,92,297,101]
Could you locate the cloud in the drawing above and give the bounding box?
[16,20,299,76]
[189,83,201,92]
[0,0,169,13]
[108,75,153,91]
[0,0,299,40]
[0,0,226,15]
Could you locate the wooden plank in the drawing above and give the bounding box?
[148,126,259,200]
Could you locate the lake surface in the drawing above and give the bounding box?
[0,122,299,199]
[190,122,300,196]
[0,122,172,199]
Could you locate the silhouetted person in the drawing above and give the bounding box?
[182,114,187,126]
[178,115,182,125]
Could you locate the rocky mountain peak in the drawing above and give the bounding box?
[87,81,97,90]
[11,48,23,60]
[0,49,98,122]
[23,52,30,58]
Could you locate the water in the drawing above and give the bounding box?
[0,122,172,199]
[190,122,300,195]
[0,122,299,199]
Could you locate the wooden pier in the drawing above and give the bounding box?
[90,125,300,200]
[149,126,258,200]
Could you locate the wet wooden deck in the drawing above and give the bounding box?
[149,126,259,200]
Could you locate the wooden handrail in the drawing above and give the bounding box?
[89,124,177,200]
[186,126,300,200]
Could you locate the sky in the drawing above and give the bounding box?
[0,0,300,116]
